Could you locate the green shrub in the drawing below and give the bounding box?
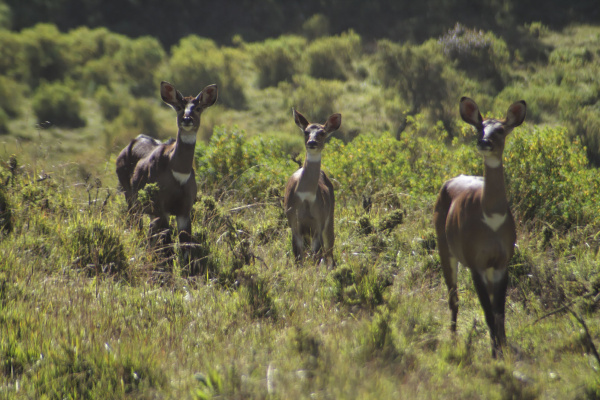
[107,98,161,151]
[95,85,126,121]
[162,36,246,109]
[0,76,23,118]
[31,82,86,128]
[114,36,166,97]
[19,23,69,87]
[250,35,306,88]
[304,30,361,81]
[0,108,8,134]
[438,23,509,87]
[0,185,11,235]
[573,104,600,165]
[505,125,600,230]
[302,14,330,40]
[289,75,343,123]
[374,39,449,114]
[195,126,290,201]
[63,220,128,276]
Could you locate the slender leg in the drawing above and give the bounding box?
[177,215,193,264]
[437,232,459,332]
[492,270,509,351]
[470,270,499,358]
[149,215,171,253]
[322,217,335,268]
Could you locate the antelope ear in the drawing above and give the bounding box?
[161,81,184,108]
[459,97,483,130]
[197,84,218,108]
[323,113,342,135]
[505,100,527,129]
[293,109,310,131]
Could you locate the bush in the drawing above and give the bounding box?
[438,23,509,87]
[63,220,128,276]
[0,76,23,118]
[374,39,449,114]
[195,126,290,201]
[505,125,600,230]
[304,30,361,81]
[250,35,306,88]
[106,97,161,151]
[95,85,126,121]
[0,108,8,134]
[289,75,344,124]
[302,14,330,40]
[114,36,166,97]
[19,23,69,87]
[31,82,86,128]
[161,36,246,109]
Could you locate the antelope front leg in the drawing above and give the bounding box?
[149,215,171,252]
[492,269,509,354]
[176,215,193,263]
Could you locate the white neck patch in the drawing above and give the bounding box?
[484,155,502,168]
[306,152,321,163]
[180,132,197,145]
[296,191,316,204]
[483,212,506,231]
[172,170,191,185]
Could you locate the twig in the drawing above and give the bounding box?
[532,291,599,325]
[568,307,600,366]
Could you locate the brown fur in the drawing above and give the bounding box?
[284,110,341,266]
[116,81,217,248]
[433,97,526,357]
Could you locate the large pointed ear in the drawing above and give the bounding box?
[197,84,218,108]
[504,100,527,129]
[323,113,342,135]
[459,97,483,130]
[293,109,310,131]
[160,81,184,108]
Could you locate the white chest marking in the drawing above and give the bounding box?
[172,170,191,185]
[180,133,197,145]
[483,212,506,231]
[296,191,316,204]
[484,156,501,168]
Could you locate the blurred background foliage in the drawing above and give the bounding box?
[0,0,598,166]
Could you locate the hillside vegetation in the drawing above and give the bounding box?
[1,13,600,400]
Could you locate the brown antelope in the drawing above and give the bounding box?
[433,97,526,357]
[116,81,217,251]
[284,109,341,266]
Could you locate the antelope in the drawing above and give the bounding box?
[433,97,526,357]
[284,109,341,266]
[116,81,218,251]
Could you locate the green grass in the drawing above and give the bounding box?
[1,22,600,400]
[1,126,600,399]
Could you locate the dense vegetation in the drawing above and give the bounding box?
[1,3,600,398]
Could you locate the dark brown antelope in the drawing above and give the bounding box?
[116,81,217,251]
[433,97,526,357]
[284,109,341,266]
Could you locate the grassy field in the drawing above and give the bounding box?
[1,116,600,399]
[1,22,600,400]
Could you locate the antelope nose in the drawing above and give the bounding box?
[477,138,493,151]
[182,117,193,125]
[307,140,318,148]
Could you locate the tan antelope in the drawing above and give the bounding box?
[433,97,526,357]
[284,109,341,266]
[116,81,217,251]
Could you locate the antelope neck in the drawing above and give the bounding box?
[482,162,509,216]
[297,156,322,194]
[170,130,197,174]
